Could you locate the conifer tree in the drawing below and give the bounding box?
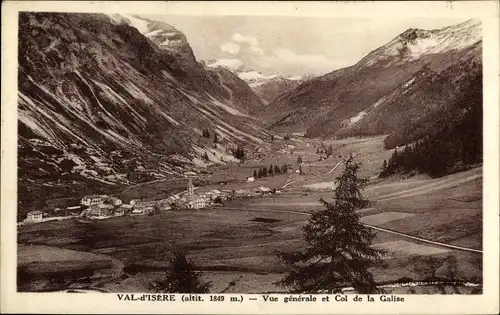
[150,252,211,293]
[253,170,257,178]
[277,156,384,293]
[274,165,281,174]
[269,164,274,176]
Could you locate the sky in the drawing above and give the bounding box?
[146,15,467,77]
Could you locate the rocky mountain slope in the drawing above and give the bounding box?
[266,20,482,144]
[237,71,306,104]
[206,62,309,104]
[18,12,270,214]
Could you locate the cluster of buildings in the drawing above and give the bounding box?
[167,179,231,209]
[22,179,280,225]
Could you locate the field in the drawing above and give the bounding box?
[17,136,483,293]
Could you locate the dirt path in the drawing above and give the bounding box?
[221,207,482,254]
[280,160,343,189]
[375,172,482,202]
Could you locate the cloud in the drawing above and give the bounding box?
[264,49,344,75]
[216,34,342,76]
[273,49,336,66]
[230,33,264,55]
[220,42,240,55]
[231,33,259,47]
[206,58,244,71]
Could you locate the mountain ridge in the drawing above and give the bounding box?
[266,19,482,142]
[18,12,270,213]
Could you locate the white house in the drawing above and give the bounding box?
[110,197,122,207]
[81,194,109,206]
[258,186,272,195]
[26,211,43,222]
[188,198,209,209]
[88,204,113,218]
[247,176,255,182]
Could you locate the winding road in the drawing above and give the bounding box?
[280,160,343,189]
[221,207,482,254]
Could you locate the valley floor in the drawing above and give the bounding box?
[17,136,482,293]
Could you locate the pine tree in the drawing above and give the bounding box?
[282,164,288,174]
[213,133,218,144]
[269,164,274,176]
[274,165,281,174]
[150,252,211,293]
[253,170,257,178]
[203,152,209,161]
[277,156,384,293]
[326,144,333,157]
[262,167,268,177]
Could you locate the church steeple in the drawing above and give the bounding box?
[187,178,194,200]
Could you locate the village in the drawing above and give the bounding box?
[20,178,281,226]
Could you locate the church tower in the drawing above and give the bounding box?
[187,178,194,200]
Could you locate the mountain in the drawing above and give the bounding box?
[266,19,482,143]
[17,12,270,214]
[108,14,266,115]
[206,63,310,104]
[237,71,307,104]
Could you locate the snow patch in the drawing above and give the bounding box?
[347,110,367,126]
[158,111,181,126]
[206,94,248,117]
[207,59,244,71]
[238,71,278,82]
[120,14,149,34]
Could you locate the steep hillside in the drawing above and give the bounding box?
[17,12,271,215]
[344,42,482,147]
[205,67,266,115]
[110,14,266,115]
[241,72,305,104]
[266,20,482,140]
[206,64,308,104]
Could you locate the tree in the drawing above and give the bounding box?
[262,167,268,177]
[269,164,274,176]
[213,133,218,144]
[233,146,245,161]
[382,160,387,170]
[297,155,303,166]
[203,152,209,162]
[150,252,211,293]
[282,164,288,174]
[276,156,384,294]
[326,145,333,157]
[253,170,258,178]
[59,158,76,172]
[274,165,281,174]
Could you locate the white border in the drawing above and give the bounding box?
[1,1,499,314]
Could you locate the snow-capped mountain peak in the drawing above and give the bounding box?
[107,14,195,59]
[359,19,482,67]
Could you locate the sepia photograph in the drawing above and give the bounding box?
[3,2,496,310]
